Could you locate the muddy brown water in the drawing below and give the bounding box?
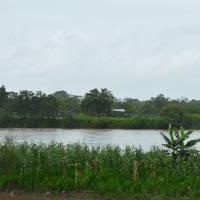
[0,129,200,151]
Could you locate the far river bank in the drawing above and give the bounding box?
[0,114,200,129]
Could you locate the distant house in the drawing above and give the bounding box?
[112,109,126,113]
[70,95,84,101]
[112,108,126,116]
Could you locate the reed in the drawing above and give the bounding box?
[0,138,200,199]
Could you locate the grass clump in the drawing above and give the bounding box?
[0,137,200,199]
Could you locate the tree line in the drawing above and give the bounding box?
[1,85,200,123]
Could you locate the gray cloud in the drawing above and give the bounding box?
[1,0,200,99]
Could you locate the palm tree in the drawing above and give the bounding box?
[160,125,200,163]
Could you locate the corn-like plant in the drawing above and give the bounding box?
[2,136,200,198]
[161,125,200,163]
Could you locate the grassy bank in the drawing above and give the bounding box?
[0,115,169,129]
[1,139,200,199]
[1,114,200,129]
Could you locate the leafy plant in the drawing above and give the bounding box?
[1,139,200,198]
[161,125,200,163]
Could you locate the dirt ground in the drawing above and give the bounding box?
[0,191,104,200]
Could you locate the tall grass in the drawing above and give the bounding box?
[0,115,168,129]
[1,114,200,129]
[1,138,200,199]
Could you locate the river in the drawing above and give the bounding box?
[0,129,200,151]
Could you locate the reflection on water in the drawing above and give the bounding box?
[0,129,200,151]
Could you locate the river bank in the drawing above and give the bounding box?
[1,114,200,129]
[0,114,200,129]
[0,115,167,129]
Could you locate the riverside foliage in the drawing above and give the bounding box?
[1,138,200,199]
[2,114,200,129]
[2,85,200,128]
[161,126,200,163]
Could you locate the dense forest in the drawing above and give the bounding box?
[1,85,200,128]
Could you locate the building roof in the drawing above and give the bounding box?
[112,109,126,112]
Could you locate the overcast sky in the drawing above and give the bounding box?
[0,0,200,99]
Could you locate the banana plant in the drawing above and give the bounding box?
[160,125,200,163]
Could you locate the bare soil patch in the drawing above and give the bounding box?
[0,191,103,200]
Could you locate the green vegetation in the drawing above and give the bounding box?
[161,126,200,164]
[82,88,114,116]
[2,114,200,129]
[0,134,200,199]
[1,85,200,128]
[0,114,167,129]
